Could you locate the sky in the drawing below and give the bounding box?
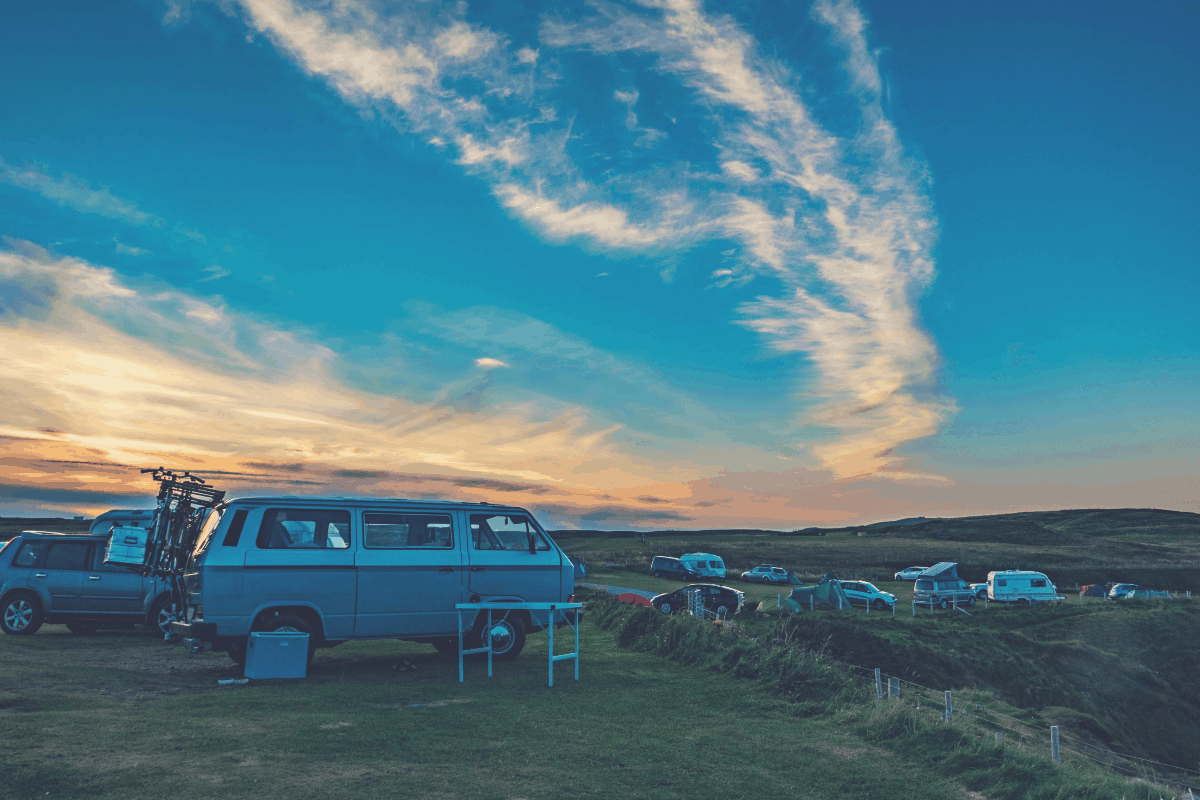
[1,0,1197,528]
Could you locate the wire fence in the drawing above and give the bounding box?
[837,662,1200,797]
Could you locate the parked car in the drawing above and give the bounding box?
[1108,583,1139,600]
[651,556,701,581]
[914,564,977,609]
[987,570,1065,605]
[970,583,988,599]
[742,565,791,584]
[680,552,726,579]
[894,566,928,581]
[0,530,178,637]
[1120,588,1171,600]
[170,497,577,666]
[651,584,745,616]
[839,580,896,610]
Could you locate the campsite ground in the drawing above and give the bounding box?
[2,621,976,800]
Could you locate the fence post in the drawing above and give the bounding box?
[995,731,1003,744]
[911,600,915,617]
[888,677,900,699]
[875,668,883,699]
[944,691,952,722]
[810,595,814,613]
[984,595,987,609]
[1051,726,1060,763]
[930,598,934,614]
[892,602,895,617]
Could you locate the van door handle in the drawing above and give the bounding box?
[34,573,47,578]
[470,566,486,572]
[88,576,101,581]
[439,567,455,573]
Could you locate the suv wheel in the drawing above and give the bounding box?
[148,596,180,637]
[66,622,101,635]
[659,602,673,614]
[872,599,886,611]
[1,594,43,636]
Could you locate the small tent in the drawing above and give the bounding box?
[1079,583,1109,598]
[785,572,853,610]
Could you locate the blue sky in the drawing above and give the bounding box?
[1,0,1196,526]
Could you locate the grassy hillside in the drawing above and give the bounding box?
[557,507,1200,590]
[0,517,93,540]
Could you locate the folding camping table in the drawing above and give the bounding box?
[455,602,584,687]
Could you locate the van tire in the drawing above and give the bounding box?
[1,593,43,636]
[967,596,977,607]
[252,611,318,665]
[938,598,949,610]
[1017,598,1030,608]
[652,570,662,579]
[66,622,101,635]
[476,614,525,662]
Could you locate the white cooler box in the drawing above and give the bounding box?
[104,525,148,567]
[245,631,309,679]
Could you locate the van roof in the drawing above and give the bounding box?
[226,496,516,511]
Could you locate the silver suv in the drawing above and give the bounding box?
[0,531,178,636]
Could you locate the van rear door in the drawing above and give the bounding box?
[354,508,463,637]
[467,512,562,602]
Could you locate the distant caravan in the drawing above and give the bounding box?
[987,570,1065,606]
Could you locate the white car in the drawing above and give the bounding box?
[741,565,791,584]
[894,566,928,581]
[970,583,988,599]
[839,581,897,610]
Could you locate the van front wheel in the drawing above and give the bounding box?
[938,598,949,610]
[482,615,525,662]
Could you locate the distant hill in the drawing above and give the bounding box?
[0,517,94,540]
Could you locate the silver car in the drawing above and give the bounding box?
[741,565,791,584]
[0,531,178,637]
[894,566,928,580]
[839,580,897,610]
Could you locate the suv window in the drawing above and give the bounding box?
[470,514,549,551]
[364,513,453,548]
[256,509,351,549]
[13,541,50,568]
[46,542,90,571]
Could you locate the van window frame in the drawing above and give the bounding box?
[255,507,353,550]
[362,511,455,550]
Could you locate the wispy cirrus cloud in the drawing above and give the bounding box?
[1,156,161,226]
[227,0,953,479]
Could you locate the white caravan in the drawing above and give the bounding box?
[986,570,1065,605]
[680,552,726,579]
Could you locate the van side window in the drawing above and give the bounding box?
[1030,579,1046,588]
[997,579,1007,587]
[364,513,453,549]
[470,514,550,551]
[222,509,249,547]
[256,509,351,549]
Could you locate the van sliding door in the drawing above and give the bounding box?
[353,510,463,637]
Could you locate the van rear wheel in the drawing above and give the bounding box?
[652,570,662,579]
[251,612,317,665]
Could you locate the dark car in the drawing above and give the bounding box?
[651,584,745,616]
[0,531,178,637]
[651,556,701,581]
